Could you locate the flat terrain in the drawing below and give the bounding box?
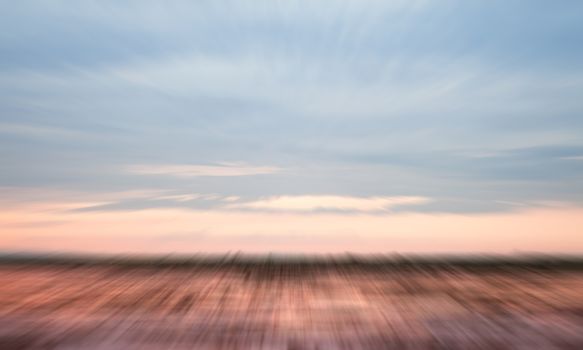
[0,257,582,349]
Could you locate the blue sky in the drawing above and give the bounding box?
[1,1,583,252]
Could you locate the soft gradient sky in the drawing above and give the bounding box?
[1,1,583,253]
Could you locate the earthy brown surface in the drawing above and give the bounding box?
[0,261,582,349]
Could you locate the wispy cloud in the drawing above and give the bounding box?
[128,163,281,177]
[155,194,202,202]
[227,195,430,213]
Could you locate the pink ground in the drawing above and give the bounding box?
[0,264,582,349]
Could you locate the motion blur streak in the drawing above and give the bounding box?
[0,255,582,349]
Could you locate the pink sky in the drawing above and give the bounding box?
[2,200,582,254]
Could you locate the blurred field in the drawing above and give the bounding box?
[0,255,582,349]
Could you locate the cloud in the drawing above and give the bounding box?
[127,163,281,177]
[155,194,202,202]
[227,195,430,212]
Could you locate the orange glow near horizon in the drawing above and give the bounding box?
[1,202,582,254]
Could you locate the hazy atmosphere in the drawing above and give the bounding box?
[2,1,583,253]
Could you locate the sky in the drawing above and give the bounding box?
[1,1,583,254]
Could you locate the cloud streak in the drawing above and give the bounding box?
[227,195,430,212]
[128,163,281,177]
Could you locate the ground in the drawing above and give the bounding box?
[0,258,582,349]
